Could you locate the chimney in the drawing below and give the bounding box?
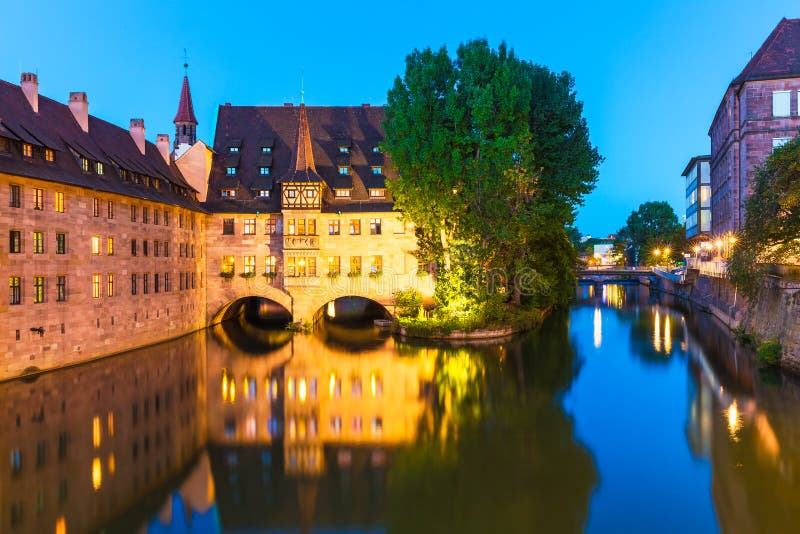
[156,134,171,163]
[129,119,146,155]
[21,73,39,112]
[69,92,89,132]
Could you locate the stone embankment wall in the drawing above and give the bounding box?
[657,272,800,373]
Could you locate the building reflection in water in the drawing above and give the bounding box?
[0,333,207,534]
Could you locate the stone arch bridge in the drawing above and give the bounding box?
[207,273,435,325]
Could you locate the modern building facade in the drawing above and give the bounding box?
[681,155,711,241]
[708,18,800,235]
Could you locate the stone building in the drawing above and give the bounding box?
[0,74,208,379]
[708,17,800,235]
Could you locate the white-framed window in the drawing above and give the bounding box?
[372,146,381,153]
[339,146,349,153]
[372,166,383,174]
[773,90,791,117]
[221,189,236,198]
[338,166,349,175]
[229,146,239,153]
[335,189,351,198]
[261,146,272,153]
[369,188,386,198]
[258,190,270,198]
[773,137,793,150]
[226,167,237,175]
[259,167,270,175]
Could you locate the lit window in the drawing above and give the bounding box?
[353,416,363,433]
[226,167,237,175]
[350,256,361,275]
[331,416,342,435]
[221,189,236,198]
[244,256,256,275]
[352,376,362,398]
[370,255,383,274]
[369,188,386,198]
[258,189,270,197]
[287,189,297,198]
[266,216,278,235]
[339,146,350,153]
[243,218,256,235]
[261,146,272,153]
[329,373,342,398]
[372,166,383,174]
[304,188,317,198]
[92,274,101,298]
[92,235,101,255]
[44,148,55,162]
[773,90,791,117]
[33,276,45,303]
[259,167,270,175]
[107,237,114,255]
[370,218,382,235]
[265,255,277,274]
[33,188,43,210]
[229,146,239,153]
[222,256,235,276]
[55,191,64,213]
[338,166,349,175]
[372,146,381,153]
[287,219,296,235]
[349,219,361,235]
[33,231,44,253]
[107,274,114,297]
[370,373,383,397]
[335,189,351,198]
[81,157,90,172]
[96,162,104,175]
[22,143,33,158]
[328,256,340,275]
[328,219,340,235]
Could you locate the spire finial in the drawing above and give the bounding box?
[300,68,305,105]
[183,48,189,74]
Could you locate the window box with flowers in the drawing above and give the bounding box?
[220,270,235,279]
[263,271,278,280]
[240,271,256,279]
[347,271,362,278]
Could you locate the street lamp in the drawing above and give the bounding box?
[715,239,723,259]
[693,245,700,258]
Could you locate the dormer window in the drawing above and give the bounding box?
[221,189,236,198]
[287,190,297,198]
[335,189,351,198]
[226,167,237,176]
[81,156,90,172]
[261,146,272,153]
[96,162,104,175]
[372,146,381,153]
[339,146,350,154]
[259,167,270,175]
[304,189,317,199]
[369,188,386,198]
[0,137,9,153]
[258,190,270,198]
[229,146,239,153]
[44,148,55,162]
[338,166,349,175]
[372,166,383,174]
[22,143,33,158]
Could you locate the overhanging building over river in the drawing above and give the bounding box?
[0,72,432,380]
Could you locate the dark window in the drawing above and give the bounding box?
[370,218,382,235]
[223,218,235,235]
[56,233,66,254]
[93,198,100,217]
[131,239,137,256]
[9,230,21,253]
[131,274,137,295]
[107,201,114,219]
[143,240,149,257]
[10,276,21,305]
[154,273,160,293]
[9,185,21,208]
[130,205,137,222]
[164,241,169,257]
[143,274,149,294]
[56,276,66,302]
[142,207,149,224]
[164,273,170,292]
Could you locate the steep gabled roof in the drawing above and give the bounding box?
[279,104,324,184]
[733,18,800,84]
[173,75,197,124]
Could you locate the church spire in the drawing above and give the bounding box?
[291,103,317,176]
[173,66,197,155]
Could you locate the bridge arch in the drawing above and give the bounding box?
[312,295,393,325]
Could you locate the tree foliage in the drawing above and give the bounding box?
[729,138,800,299]
[384,40,601,314]
[616,201,685,265]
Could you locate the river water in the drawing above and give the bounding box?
[2,284,799,533]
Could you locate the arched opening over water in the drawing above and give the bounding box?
[313,296,393,351]
[213,297,294,354]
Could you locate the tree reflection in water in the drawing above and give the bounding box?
[388,311,597,534]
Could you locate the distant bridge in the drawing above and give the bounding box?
[576,268,654,285]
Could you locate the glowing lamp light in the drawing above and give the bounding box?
[93,416,101,448]
[693,245,700,254]
[664,247,671,256]
[729,236,737,244]
[298,378,308,402]
[327,300,336,318]
[55,516,67,534]
[329,373,336,397]
[299,259,306,266]
[715,239,723,249]
[653,248,661,256]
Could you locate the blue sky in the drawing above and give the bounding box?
[1,0,797,235]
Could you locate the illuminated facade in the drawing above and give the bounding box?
[681,155,711,241]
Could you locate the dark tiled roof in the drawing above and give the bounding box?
[0,79,204,211]
[173,76,198,124]
[733,18,800,84]
[205,104,396,213]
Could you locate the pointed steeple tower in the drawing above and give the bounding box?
[280,104,323,210]
[173,65,197,157]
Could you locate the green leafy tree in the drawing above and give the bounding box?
[384,40,601,313]
[729,138,800,300]
[616,201,685,265]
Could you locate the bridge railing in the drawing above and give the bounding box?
[686,257,728,278]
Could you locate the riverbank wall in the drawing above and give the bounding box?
[654,273,800,374]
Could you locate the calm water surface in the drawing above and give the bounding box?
[2,284,799,533]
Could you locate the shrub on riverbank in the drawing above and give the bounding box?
[757,339,782,364]
[395,303,547,338]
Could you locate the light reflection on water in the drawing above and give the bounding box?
[2,284,800,533]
